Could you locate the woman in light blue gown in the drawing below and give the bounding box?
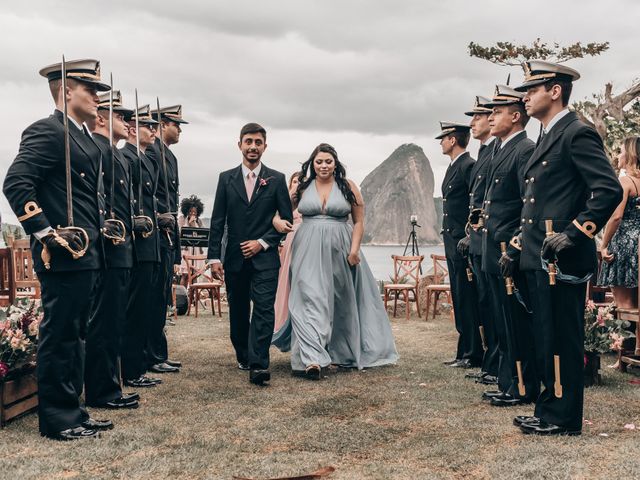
[273,143,398,380]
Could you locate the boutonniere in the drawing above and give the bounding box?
[255,176,274,194]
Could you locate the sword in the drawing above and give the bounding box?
[62,55,73,227]
[103,73,126,245]
[156,98,174,247]
[544,219,563,398]
[500,242,514,295]
[41,55,89,269]
[132,89,154,238]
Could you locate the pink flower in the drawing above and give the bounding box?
[586,300,596,310]
[259,178,268,186]
[596,314,605,326]
[0,362,8,379]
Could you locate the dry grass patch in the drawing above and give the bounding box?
[1,311,639,480]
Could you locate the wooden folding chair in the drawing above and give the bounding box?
[0,247,15,307]
[587,250,614,305]
[383,255,424,320]
[425,254,453,321]
[184,254,222,318]
[616,239,640,371]
[8,238,40,300]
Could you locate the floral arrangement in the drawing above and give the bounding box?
[0,298,42,380]
[584,301,635,354]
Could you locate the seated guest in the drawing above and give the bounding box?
[598,136,640,309]
[178,195,206,286]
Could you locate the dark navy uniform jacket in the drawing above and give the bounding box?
[3,110,105,273]
[518,112,622,276]
[120,142,160,264]
[481,131,534,275]
[441,152,475,259]
[468,140,497,256]
[93,133,134,269]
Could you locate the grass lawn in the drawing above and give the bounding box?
[1,309,639,480]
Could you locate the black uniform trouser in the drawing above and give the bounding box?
[470,253,499,376]
[123,262,158,380]
[85,267,132,405]
[147,244,174,366]
[37,270,99,436]
[501,272,539,401]
[486,273,513,393]
[526,270,586,431]
[225,261,279,370]
[445,250,482,364]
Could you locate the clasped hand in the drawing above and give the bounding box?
[241,240,264,259]
[541,232,574,260]
[41,230,84,254]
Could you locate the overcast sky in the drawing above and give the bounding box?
[1,0,638,222]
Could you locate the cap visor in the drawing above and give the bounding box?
[513,78,548,92]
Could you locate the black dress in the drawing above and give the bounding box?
[598,176,640,288]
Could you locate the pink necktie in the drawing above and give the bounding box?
[245,171,256,201]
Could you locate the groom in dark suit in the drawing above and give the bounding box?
[208,123,293,385]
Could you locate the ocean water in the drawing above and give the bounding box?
[360,244,445,281]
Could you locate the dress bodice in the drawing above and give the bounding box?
[298,180,351,218]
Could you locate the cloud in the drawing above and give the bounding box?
[1,0,639,224]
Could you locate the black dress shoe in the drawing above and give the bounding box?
[165,359,182,368]
[481,390,504,401]
[249,369,271,385]
[443,359,460,366]
[490,394,531,407]
[124,376,160,387]
[150,362,180,373]
[447,359,468,368]
[513,415,540,427]
[89,397,139,409]
[304,365,322,381]
[81,418,114,431]
[465,371,484,379]
[122,392,140,402]
[476,374,499,385]
[238,362,250,371]
[520,421,581,436]
[44,426,100,441]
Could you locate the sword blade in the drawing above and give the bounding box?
[134,89,143,215]
[61,55,74,226]
[109,73,115,219]
[156,97,171,212]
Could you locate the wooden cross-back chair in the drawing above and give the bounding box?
[7,238,40,300]
[614,239,640,371]
[425,254,453,321]
[0,248,15,307]
[183,254,222,318]
[587,250,614,305]
[383,255,424,320]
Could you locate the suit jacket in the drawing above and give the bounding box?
[93,134,134,269]
[519,112,622,275]
[3,110,105,273]
[146,138,180,263]
[468,140,497,256]
[480,131,534,275]
[121,143,160,264]
[208,164,293,273]
[441,152,475,259]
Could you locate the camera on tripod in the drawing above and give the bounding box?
[410,214,421,228]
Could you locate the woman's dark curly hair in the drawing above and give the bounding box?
[296,143,357,206]
[180,195,205,217]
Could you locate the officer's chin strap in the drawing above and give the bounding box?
[540,258,593,285]
[40,226,90,270]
